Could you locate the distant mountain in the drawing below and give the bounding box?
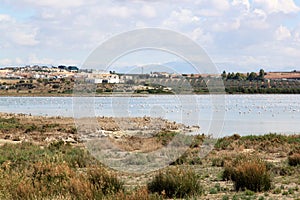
[110,61,299,74]
[111,61,211,74]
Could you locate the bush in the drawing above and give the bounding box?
[147,167,202,198]
[288,153,300,166]
[88,167,124,196]
[223,155,272,192]
[0,142,125,199]
[112,187,162,200]
[1,162,124,200]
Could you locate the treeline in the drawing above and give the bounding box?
[221,69,265,81]
[191,79,300,94]
[225,86,300,94]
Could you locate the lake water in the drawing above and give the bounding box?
[0,94,299,137]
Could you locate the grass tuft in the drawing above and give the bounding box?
[147,167,202,198]
[223,155,272,192]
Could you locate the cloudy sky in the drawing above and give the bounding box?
[0,0,300,72]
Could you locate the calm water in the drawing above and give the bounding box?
[0,95,299,137]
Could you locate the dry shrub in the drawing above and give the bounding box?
[223,155,272,192]
[87,167,124,196]
[147,167,202,198]
[14,162,75,199]
[288,153,300,166]
[68,175,94,200]
[5,162,123,200]
[112,187,162,200]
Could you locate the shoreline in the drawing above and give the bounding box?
[0,92,300,97]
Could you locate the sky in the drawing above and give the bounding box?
[1,0,300,73]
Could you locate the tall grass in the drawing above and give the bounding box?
[0,141,124,199]
[147,167,202,198]
[223,155,272,192]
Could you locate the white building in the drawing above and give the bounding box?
[86,73,120,84]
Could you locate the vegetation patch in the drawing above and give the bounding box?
[288,153,300,166]
[223,155,272,192]
[147,167,202,198]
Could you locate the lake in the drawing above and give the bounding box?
[0,94,299,137]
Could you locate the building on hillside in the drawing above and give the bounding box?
[86,73,120,84]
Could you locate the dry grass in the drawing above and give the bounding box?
[288,153,300,166]
[223,155,272,192]
[147,167,203,198]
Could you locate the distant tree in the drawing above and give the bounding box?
[247,72,257,81]
[221,70,227,79]
[234,72,243,80]
[233,72,246,81]
[227,72,235,80]
[258,69,265,80]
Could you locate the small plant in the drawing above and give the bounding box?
[288,188,294,194]
[209,187,218,194]
[147,167,202,198]
[155,131,177,146]
[273,187,281,194]
[282,191,288,195]
[212,157,225,167]
[222,155,272,192]
[244,189,255,196]
[232,194,239,200]
[258,196,265,200]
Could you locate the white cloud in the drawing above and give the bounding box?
[232,0,250,11]
[211,19,240,32]
[252,9,267,20]
[190,27,213,45]
[141,5,156,18]
[0,14,13,22]
[274,25,291,40]
[194,0,230,17]
[0,58,13,66]
[18,0,88,8]
[163,9,200,28]
[28,54,54,65]
[9,28,39,46]
[107,6,133,19]
[253,0,300,14]
[0,14,39,46]
[294,30,300,42]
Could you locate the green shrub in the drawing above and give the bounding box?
[0,117,21,131]
[209,187,218,194]
[222,195,229,200]
[223,155,272,192]
[147,167,202,198]
[214,134,240,150]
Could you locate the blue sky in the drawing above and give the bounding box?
[1,0,300,73]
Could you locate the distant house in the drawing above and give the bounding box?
[86,73,120,84]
